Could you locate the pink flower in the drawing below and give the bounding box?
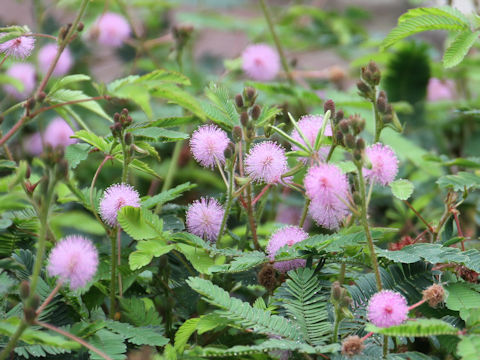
[44,118,76,149]
[304,164,350,229]
[242,44,280,81]
[266,226,308,272]
[3,63,36,99]
[364,143,398,186]
[186,197,225,243]
[95,12,131,47]
[245,141,288,184]
[24,132,43,156]
[427,78,455,101]
[190,124,230,169]
[367,290,408,328]
[38,44,73,77]
[47,235,99,290]
[100,184,141,227]
[291,115,332,163]
[0,33,35,59]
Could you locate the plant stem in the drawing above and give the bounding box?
[357,166,382,291]
[246,185,260,250]
[404,200,434,234]
[451,209,465,251]
[90,155,112,225]
[110,230,117,319]
[371,92,382,143]
[121,138,129,184]
[156,139,183,213]
[218,165,235,242]
[117,227,123,297]
[36,321,113,360]
[258,0,294,85]
[0,321,28,360]
[299,199,310,228]
[36,281,62,316]
[332,315,340,343]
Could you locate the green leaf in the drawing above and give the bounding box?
[152,84,206,120]
[129,239,174,270]
[175,243,217,274]
[130,127,189,142]
[458,335,480,360]
[381,7,470,50]
[105,320,168,347]
[48,89,111,121]
[64,143,90,169]
[390,179,414,200]
[50,211,105,236]
[174,317,201,353]
[117,206,165,240]
[443,31,480,68]
[72,130,109,152]
[445,283,480,311]
[119,297,163,327]
[201,82,239,129]
[366,319,458,336]
[88,329,126,360]
[49,74,91,94]
[142,182,196,208]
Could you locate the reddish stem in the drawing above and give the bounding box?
[361,331,374,342]
[404,200,434,234]
[252,184,271,205]
[29,96,108,118]
[408,298,426,311]
[35,281,62,316]
[451,209,465,251]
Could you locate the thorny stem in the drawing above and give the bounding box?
[36,321,113,360]
[404,200,434,234]
[252,184,271,205]
[258,0,294,85]
[35,281,63,316]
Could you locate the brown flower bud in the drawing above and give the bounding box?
[258,264,277,291]
[335,130,344,143]
[240,111,249,127]
[124,132,133,145]
[377,96,387,113]
[422,284,445,307]
[113,113,120,123]
[334,109,344,124]
[36,91,46,103]
[356,138,365,151]
[24,307,37,324]
[232,126,243,143]
[224,141,235,158]
[121,108,129,116]
[26,97,36,110]
[331,281,342,301]
[234,94,244,108]
[251,104,261,120]
[345,134,355,149]
[341,335,365,356]
[77,22,84,32]
[244,87,256,104]
[20,281,30,300]
[353,149,362,162]
[339,120,350,134]
[356,80,370,95]
[324,99,335,117]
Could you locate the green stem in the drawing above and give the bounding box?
[218,165,235,243]
[338,262,346,285]
[299,199,310,228]
[156,139,183,213]
[110,229,117,319]
[357,166,382,291]
[332,312,340,343]
[0,321,28,360]
[371,94,382,143]
[121,139,129,183]
[259,0,294,85]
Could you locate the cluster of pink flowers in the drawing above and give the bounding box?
[290,115,331,163]
[23,118,76,155]
[0,33,35,59]
[304,164,350,229]
[266,226,308,272]
[93,12,131,48]
[190,124,230,169]
[245,141,288,184]
[47,235,99,290]
[186,197,225,243]
[364,143,398,186]
[100,183,141,227]
[367,290,409,328]
[242,43,280,81]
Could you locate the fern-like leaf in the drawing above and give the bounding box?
[443,30,480,68]
[366,319,458,337]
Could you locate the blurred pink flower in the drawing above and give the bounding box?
[0,34,35,59]
[44,118,76,149]
[190,124,230,169]
[364,143,398,186]
[186,197,224,243]
[291,115,332,163]
[3,63,36,99]
[95,12,131,47]
[304,164,350,229]
[24,132,43,156]
[100,183,141,227]
[266,226,308,273]
[427,78,455,101]
[367,290,408,328]
[245,141,288,184]
[38,44,73,76]
[47,235,99,290]
[242,44,280,81]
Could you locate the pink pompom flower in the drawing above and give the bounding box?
[242,43,280,81]
[44,118,76,149]
[186,197,225,243]
[100,184,141,227]
[245,141,288,184]
[94,12,131,47]
[364,143,398,186]
[266,226,308,273]
[367,290,409,328]
[190,124,230,169]
[0,33,35,59]
[291,115,332,163]
[38,44,73,77]
[427,78,455,102]
[47,235,99,290]
[304,164,350,229]
[3,63,36,99]
[24,132,43,156]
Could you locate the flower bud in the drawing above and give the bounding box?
[232,126,243,142]
[113,113,120,123]
[234,94,244,108]
[251,104,261,120]
[334,109,344,124]
[77,22,84,32]
[243,87,257,105]
[342,335,365,356]
[422,284,445,308]
[345,134,355,149]
[339,119,350,134]
[36,91,46,103]
[240,111,249,127]
[246,122,255,139]
[356,138,365,151]
[324,99,335,118]
[356,80,370,95]
[24,307,36,324]
[377,95,387,113]
[258,264,277,291]
[124,132,133,145]
[331,281,342,301]
[335,130,343,143]
[224,141,235,158]
[20,281,30,300]
[26,97,36,110]
[353,149,362,162]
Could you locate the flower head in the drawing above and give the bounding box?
[100,183,141,227]
[304,164,350,229]
[242,43,280,81]
[291,115,332,163]
[44,118,76,149]
[266,226,308,272]
[0,33,35,59]
[367,290,408,328]
[427,78,455,101]
[24,132,43,156]
[38,44,73,77]
[186,197,225,243]
[422,284,445,308]
[245,141,288,184]
[364,143,398,186]
[94,12,131,47]
[47,235,99,290]
[341,335,365,356]
[190,124,230,169]
[3,63,36,99]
